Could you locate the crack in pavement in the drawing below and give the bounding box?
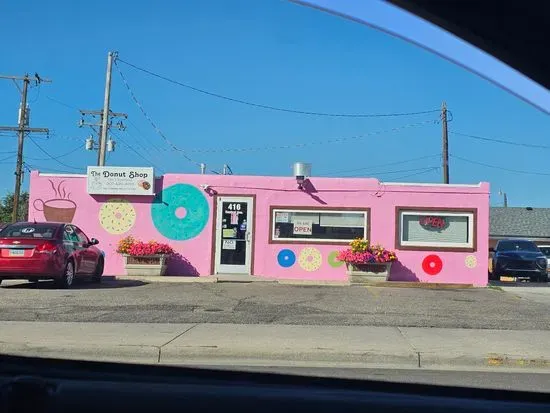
[157,324,199,362]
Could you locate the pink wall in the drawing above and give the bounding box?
[28,171,490,286]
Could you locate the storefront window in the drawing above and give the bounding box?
[397,208,476,251]
[270,207,368,243]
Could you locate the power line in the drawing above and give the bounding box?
[110,131,166,174]
[185,120,437,154]
[117,58,440,118]
[115,62,221,174]
[24,162,84,174]
[45,95,79,111]
[322,154,441,176]
[44,95,165,170]
[27,136,83,171]
[451,154,550,176]
[450,130,550,150]
[26,143,82,161]
[114,60,200,165]
[390,167,440,181]
[342,166,440,178]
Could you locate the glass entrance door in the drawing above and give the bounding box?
[214,196,254,275]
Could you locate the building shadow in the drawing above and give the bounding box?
[166,253,200,277]
[387,261,419,282]
[1,278,147,290]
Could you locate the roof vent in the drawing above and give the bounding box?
[526,207,533,211]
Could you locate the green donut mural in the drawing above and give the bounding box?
[151,183,209,240]
[328,251,344,268]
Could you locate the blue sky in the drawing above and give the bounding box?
[1,0,549,207]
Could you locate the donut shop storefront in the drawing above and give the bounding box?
[28,167,490,286]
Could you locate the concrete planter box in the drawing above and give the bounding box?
[123,254,168,276]
[346,262,392,284]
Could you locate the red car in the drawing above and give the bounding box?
[0,222,104,288]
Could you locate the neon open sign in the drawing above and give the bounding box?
[419,216,448,230]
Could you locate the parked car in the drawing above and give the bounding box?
[490,239,548,282]
[0,222,104,288]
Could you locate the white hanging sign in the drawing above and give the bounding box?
[87,166,154,196]
[293,220,312,235]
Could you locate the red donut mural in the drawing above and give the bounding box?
[422,254,443,276]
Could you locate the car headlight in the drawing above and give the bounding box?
[537,258,547,267]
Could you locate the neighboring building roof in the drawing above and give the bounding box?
[490,207,550,239]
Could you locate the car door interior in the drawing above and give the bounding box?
[64,226,84,274]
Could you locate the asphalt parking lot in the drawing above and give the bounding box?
[1,279,549,329]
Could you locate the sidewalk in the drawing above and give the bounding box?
[2,321,549,370]
[113,275,474,288]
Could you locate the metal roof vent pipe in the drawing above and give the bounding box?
[293,162,311,190]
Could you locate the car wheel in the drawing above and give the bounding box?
[540,273,549,283]
[57,260,75,289]
[92,258,104,283]
[491,270,500,281]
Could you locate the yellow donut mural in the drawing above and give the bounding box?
[465,255,477,269]
[298,247,322,272]
[99,198,137,235]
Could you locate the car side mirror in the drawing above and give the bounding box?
[90,238,99,246]
[489,247,495,253]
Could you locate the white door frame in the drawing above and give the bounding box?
[214,196,254,275]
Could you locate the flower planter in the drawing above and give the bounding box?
[346,262,392,284]
[123,254,168,276]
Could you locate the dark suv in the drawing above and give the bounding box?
[490,239,548,282]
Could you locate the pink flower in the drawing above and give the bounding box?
[127,240,174,256]
[336,242,397,264]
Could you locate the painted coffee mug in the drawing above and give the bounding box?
[33,198,77,223]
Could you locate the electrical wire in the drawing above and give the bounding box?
[450,131,550,150]
[117,58,440,118]
[115,63,221,173]
[45,95,79,111]
[342,166,440,178]
[0,154,17,164]
[27,136,83,171]
[322,154,441,176]
[185,120,437,154]
[26,144,83,161]
[451,154,550,176]
[44,96,165,171]
[389,167,440,181]
[24,162,84,174]
[110,131,166,174]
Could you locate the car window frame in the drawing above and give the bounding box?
[73,226,90,245]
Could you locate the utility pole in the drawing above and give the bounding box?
[441,101,449,184]
[499,190,508,207]
[98,51,115,166]
[78,52,126,165]
[0,74,50,222]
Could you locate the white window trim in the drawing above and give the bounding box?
[271,208,368,243]
[399,210,474,249]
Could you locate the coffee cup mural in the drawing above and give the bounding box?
[33,179,78,223]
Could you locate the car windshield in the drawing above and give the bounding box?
[3,0,550,397]
[497,240,540,252]
[0,224,57,239]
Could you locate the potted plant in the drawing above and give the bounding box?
[336,238,397,283]
[116,236,175,276]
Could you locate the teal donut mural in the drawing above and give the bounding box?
[151,184,209,240]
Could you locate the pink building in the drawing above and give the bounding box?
[28,169,490,286]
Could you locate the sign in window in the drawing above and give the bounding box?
[397,208,475,250]
[271,208,368,243]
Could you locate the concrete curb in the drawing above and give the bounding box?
[2,344,549,371]
[113,275,474,289]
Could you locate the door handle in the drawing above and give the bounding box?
[246,232,251,243]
